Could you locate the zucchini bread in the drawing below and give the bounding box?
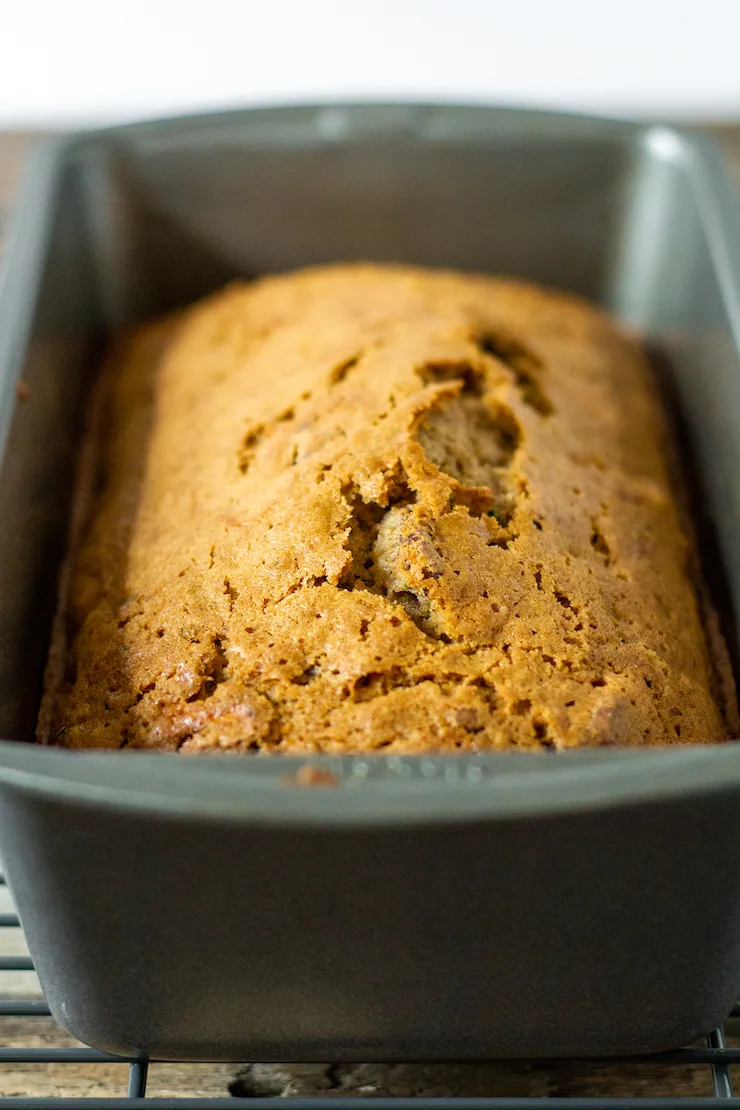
[39,264,737,752]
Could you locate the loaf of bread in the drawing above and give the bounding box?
[40,264,736,752]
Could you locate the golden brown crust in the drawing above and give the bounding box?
[42,263,736,753]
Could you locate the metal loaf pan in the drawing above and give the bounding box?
[0,104,740,1062]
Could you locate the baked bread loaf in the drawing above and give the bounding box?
[40,264,737,752]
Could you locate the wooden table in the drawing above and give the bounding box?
[0,125,739,1101]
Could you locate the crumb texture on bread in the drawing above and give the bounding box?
[42,264,735,752]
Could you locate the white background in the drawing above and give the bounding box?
[2,0,740,127]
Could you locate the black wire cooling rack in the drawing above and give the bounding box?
[1,870,739,1109]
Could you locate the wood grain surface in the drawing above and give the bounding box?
[0,124,738,1100]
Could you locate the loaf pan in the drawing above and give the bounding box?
[0,104,740,1062]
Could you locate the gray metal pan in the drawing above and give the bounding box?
[0,104,739,1061]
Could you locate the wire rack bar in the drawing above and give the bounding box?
[708,1027,734,1099]
[0,1036,738,1067]
[0,1000,50,1016]
[0,957,34,972]
[127,1060,149,1099]
[0,1048,128,1063]
[0,1044,737,1068]
[630,1047,740,1066]
[2,1099,740,1109]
